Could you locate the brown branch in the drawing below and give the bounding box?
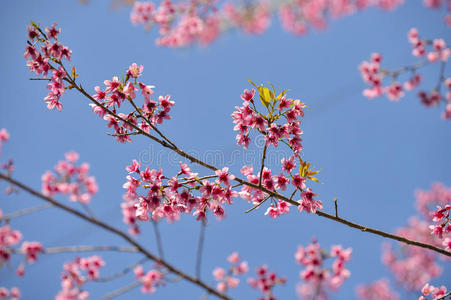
[0,173,231,300]
[61,67,451,257]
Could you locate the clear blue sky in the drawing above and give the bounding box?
[0,1,450,299]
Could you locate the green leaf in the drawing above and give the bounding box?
[258,86,272,108]
[248,78,258,89]
[276,90,288,100]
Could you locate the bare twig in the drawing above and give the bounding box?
[245,196,271,213]
[11,245,139,254]
[195,219,206,279]
[1,203,53,223]
[334,198,338,218]
[258,145,268,186]
[95,257,148,282]
[100,280,141,300]
[151,220,164,259]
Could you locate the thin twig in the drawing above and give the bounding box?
[95,257,148,282]
[258,145,268,186]
[10,245,139,254]
[80,202,96,219]
[245,196,271,213]
[151,220,164,259]
[334,198,338,218]
[200,292,211,300]
[128,98,178,149]
[196,219,206,279]
[1,203,53,223]
[29,78,51,81]
[100,280,141,300]
[107,131,140,137]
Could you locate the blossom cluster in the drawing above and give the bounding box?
[41,151,98,204]
[24,23,71,111]
[0,224,22,264]
[0,221,43,277]
[133,265,165,294]
[16,241,43,277]
[56,256,105,300]
[429,205,450,243]
[90,63,175,144]
[356,278,400,300]
[232,81,322,217]
[415,183,451,248]
[122,160,237,234]
[247,264,286,300]
[295,240,352,299]
[130,0,271,47]
[130,0,407,48]
[360,28,450,119]
[232,82,304,151]
[279,0,404,35]
[419,283,448,300]
[213,252,249,292]
[239,165,292,218]
[0,287,20,300]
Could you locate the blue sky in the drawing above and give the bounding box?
[0,0,450,299]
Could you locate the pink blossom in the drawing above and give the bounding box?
[20,241,43,264]
[127,63,144,78]
[241,89,256,101]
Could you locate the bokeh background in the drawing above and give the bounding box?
[1,0,450,299]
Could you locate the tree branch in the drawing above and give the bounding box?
[59,69,451,257]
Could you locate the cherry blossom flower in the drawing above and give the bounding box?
[56,256,105,300]
[41,152,98,204]
[248,264,286,300]
[360,28,450,119]
[0,287,21,300]
[0,225,22,264]
[419,283,448,300]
